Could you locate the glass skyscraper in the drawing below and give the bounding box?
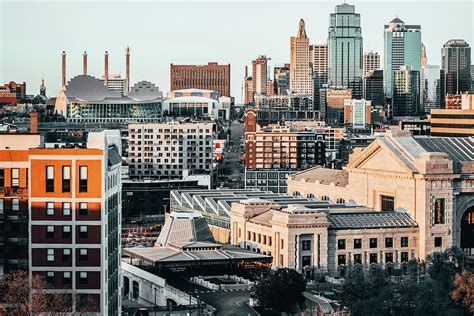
[441,39,471,95]
[392,66,420,117]
[422,65,444,113]
[384,17,422,98]
[327,3,363,99]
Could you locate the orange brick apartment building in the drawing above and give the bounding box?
[0,130,122,314]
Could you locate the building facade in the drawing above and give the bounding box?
[253,94,315,124]
[290,19,313,94]
[0,81,26,104]
[311,44,328,112]
[287,130,474,260]
[273,64,290,96]
[325,88,352,126]
[0,130,122,314]
[328,3,363,99]
[383,17,422,98]
[422,65,444,112]
[364,70,384,109]
[392,66,420,117]
[363,52,380,76]
[431,93,474,136]
[343,99,372,127]
[128,122,214,180]
[441,39,471,96]
[170,62,231,97]
[252,55,270,96]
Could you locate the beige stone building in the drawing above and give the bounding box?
[229,199,419,276]
[290,19,313,94]
[287,130,474,259]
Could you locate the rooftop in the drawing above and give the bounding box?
[289,166,349,187]
[329,210,418,230]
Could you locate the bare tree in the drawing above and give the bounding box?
[0,270,71,315]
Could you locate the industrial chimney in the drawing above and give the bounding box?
[83,51,88,75]
[104,51,109,86]
[61,51,67,87]
[125,46,130,95]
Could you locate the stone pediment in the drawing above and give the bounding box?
[347,141,415,175]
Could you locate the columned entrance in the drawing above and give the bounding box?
[461,207,474,254]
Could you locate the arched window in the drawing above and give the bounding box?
[336,198,345,204]
[321,195,329,202]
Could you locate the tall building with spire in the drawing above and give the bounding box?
[327,3,363,99]
[441,39,471,95]
[383,17,422,98]
[290,19,312,94]
[40,78,46,97]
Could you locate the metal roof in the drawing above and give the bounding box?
[329,211,417,230]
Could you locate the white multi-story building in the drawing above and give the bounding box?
[290,19,313,95]
[128,122,214,181]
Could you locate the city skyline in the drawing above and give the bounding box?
[1,1,472,102]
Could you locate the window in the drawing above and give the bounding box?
[385,252,393,263]
[46,226,54,238]
[302,256,311,267]
[385,237,393,248]
[337,239,346,250]
[354,254,362,264]
[47,202,54,215]
[132,281,139,300]
[63,272,71,285]
[302,240,311,251]
[62,166,71,192]
[0,169,4,187]
[435,237,442,247]
[47,249,54,262]
[434,198,445,224]
[401,237,409,247]
[0,199,3,215]
[79,272,88,284]
[381,195,394,212]
[338,254,346,265]
[46,166,54,192]
[62,202,71,216]
[79,166,88,193]
[63,248,71,261]
[46,272,55,284]
[11,168,19,187]
[354,239,362,249]
[79,226,88,238]
[79,249,88,261]
[281,239,284,249]
[12,199,19,211]
[79,202,88,216]
[370,238,377,248]
[369,253,378,264]
[62,226,71,239]
[401,252,409,262]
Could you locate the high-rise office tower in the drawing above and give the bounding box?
[311,44,328,112]
[273,64,290,95]
[252,55,269,95]
[392,66,420,117]
[441,39,471,95]
[422,65,444,112]
[384,17,421,98]
[471,65,474,91]
[244,66,254,105]
[290,19,313,94]
[328,3,363,99]
[364,70,384,109]
[363,52,380,76]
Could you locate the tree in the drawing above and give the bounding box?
[451,270,474,314]
[253,268,306,315]
[0,270,71,315]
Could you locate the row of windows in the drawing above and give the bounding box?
[336,251,410,266]
[337,237,409,250]
[46,270,90,285]
[45,225,90,239]
[45,202,88,216]
[45,165,88,193]
[245,230,273,246]
[0,198,20,213]
[46,248,91,262]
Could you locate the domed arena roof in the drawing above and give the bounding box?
[129,81,163,101]
[64,75,117,102]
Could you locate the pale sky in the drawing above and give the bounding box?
[1,0,472,103]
